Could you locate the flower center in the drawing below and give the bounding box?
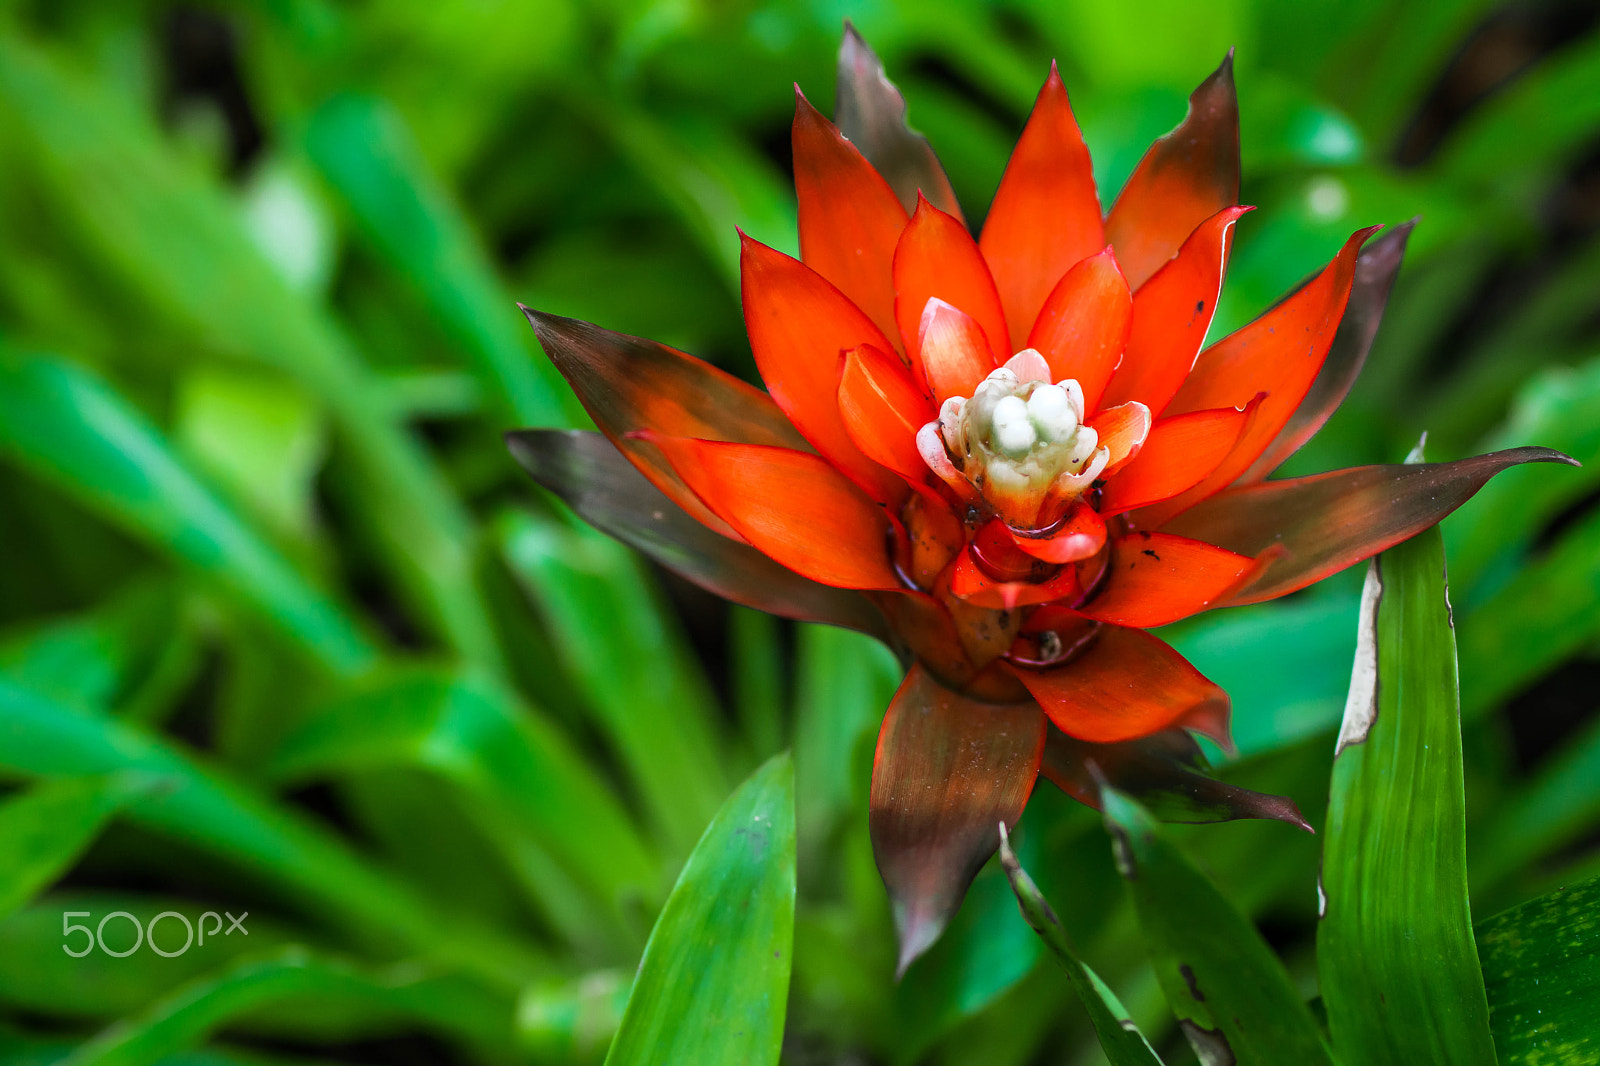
[922,350,1110,528]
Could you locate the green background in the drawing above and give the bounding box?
[1,0,1598,1063]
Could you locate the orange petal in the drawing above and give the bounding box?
[1098,404,1251,515]
[1074,531,1254,628]
[1010,501,1107,564]
[894,195,1009,364]
[793,88,908,347]
[1105,53,1240,290]
[1099,205,1250,416]
[1025,248,1131,410]
[839,344,936,484]
[523,308,812,539]
[1009,626,1229,744]
[870,663,1045,973]
[741,234,905,503]
[1088,401,1153,470]
[919,298,998,403]
[1157,226,1382,512]
[1162,446,1577,607]
[978,63,1104,352]
[643,434,903,590]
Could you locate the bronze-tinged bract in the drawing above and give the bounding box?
[506,27,1574,971]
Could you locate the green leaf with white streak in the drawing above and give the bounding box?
[1318,524,1498,1065]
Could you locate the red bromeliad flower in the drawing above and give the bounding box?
[507,28,1571,972]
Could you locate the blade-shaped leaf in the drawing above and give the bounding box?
[0,349,374,676]
[1317,526,1497,1064]
[265,667,659,938]
[1101,785,1334,1065]
[998,825,1164,1066]
[1477,875,1600,1064]
[605,754,796,1066]
[0,678,539,989]
[496,508,729,857]
[0,776,145,922]
[61,948,513,1066]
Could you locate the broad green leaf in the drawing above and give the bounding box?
[605,754,796,1066]
[267,667,659,929]
[0,777,144,921]
[0,34,500,672]
[1318,525,1497,1064]
[302,94,581,427]
[0,350,373,677]
[0,678,540,989]
[497,510,727,857]
[61,948,513,1066]
[1477,875,1600,1064]
[997,826,1163,1066]
[1101,785,1334,1065]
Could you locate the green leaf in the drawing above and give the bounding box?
[1477,875,1600,1064]
[0,678,540,989]
[0,777,144,922]
[266,667,659,934]
[0,349,374,677]
[604,753,796,1066]
[0,34,501,672]
[997,826,1163,1066]
[497,510,727,857]
[1318,524,1497,1064]
[60,947,513,1066]
[302,93,582,427]
[1101,785,1334,1065]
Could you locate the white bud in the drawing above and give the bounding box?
[1026,384,1077,442]
[991,395,1036,456]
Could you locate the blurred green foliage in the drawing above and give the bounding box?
[0,0,1598,1063]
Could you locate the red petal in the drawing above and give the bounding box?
[1089,401,1153,470]
[522,308,811,539]
[1010,625,1230,744]
[950,546,1082,610]
[870,663,1045,974]
[507,429,889,637]
[1162,447,1578,606]
[1099,404,1251,515]
[835,25,964,221]
[741,235,904,503]
[1098,205,1250,415]
[1238,221,1415,484]
[1041,726,1309,828]
[1025,248,1132,410]
[644,434,903,590]
[978,63,1104,352]
[1010,502,1107,564]
[1075,531,1255,628]
[894,195,1010,364]
[1160,226,1382,501]
[839,344,935,484]
[919,298,999,404]
[1105,54,1240,291]
[794,89,908,347]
